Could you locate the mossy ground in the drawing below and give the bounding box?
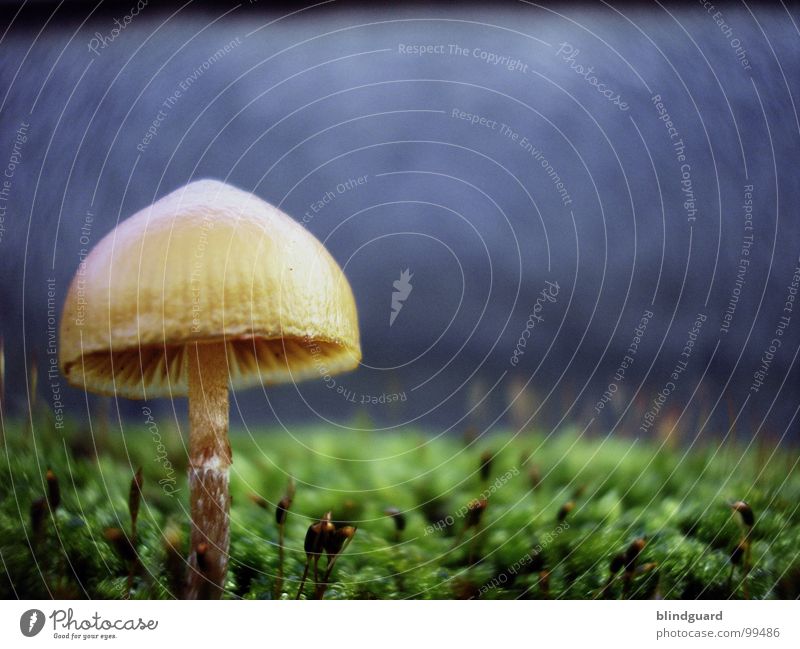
[1,417,799,599]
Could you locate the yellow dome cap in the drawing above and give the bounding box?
[60,179,361,399]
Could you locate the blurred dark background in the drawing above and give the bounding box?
[0,1,798,443]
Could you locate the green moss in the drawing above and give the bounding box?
[1,419,798,599]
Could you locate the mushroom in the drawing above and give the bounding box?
[59,180,361,598]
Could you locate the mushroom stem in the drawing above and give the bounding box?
[185,341,231,599]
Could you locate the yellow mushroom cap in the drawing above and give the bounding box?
[59,180,361,399]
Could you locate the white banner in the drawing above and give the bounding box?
[2,600,798,648]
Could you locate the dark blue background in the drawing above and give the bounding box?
[0,2,798,442]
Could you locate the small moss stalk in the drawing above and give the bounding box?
[274,479,294,597]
